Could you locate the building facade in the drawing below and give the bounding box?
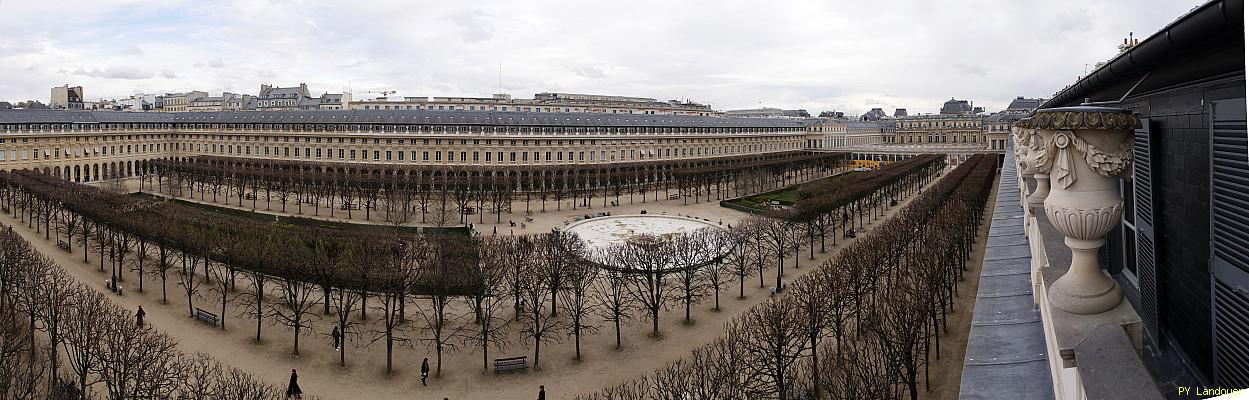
[0,110,809,182]
[983,97,1045,150]
[50,85,84,110]
[353,92,719,116]
[804,119,891,149]
[161,91,208,112]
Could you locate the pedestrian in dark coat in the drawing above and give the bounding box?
[331,326,342,351]
[538,385,546,400]
[421,358,430,386]
[136,306,145,327]
[286,369,302,399]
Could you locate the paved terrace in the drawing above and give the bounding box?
[959,145,1053,399]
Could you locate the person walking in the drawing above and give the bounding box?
[331,326,342,352]
[538,385,546,400]
[286,369,302,399]
[420,358,430,386]
[136,305,145,327]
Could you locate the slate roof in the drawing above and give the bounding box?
[1007,97,1045,111]
[0,109,807,128]
[941,99,974,114]
[959,140,1053,400]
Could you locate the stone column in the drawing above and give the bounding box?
[1032,107,1137,315]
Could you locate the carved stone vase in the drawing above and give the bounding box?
[1027,125,1056,205]
[1029,107,1137,315]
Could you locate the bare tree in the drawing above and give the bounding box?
[35,267,76,389]
[558,258,599,360]
[97,309,183,400]
[175,242,204,318]
[604,235,674,338]
[739,298,809,400]
[464,236,513,371]
[701,229,735,311]
[64,289,108,396]
[672,229,712,323]
[368,239,415,375]
[269,263,322,356]
[329,264,365,367]
[412,237,471,378]
[590,255,634,351]
[0,301,46,400]
[517,253,563,370]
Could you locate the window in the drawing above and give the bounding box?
[1121,178,1139,283]
[423,151,429,161]
[373,150,380,160]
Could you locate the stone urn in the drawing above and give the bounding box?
[1026,124,1057,206]
[1031,107,1137,315]
[1013,120,1035,174]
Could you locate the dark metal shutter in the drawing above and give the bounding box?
[1134,118,1160,347]
[1211,98,1249,388]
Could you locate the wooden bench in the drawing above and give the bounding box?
[493,356,528,373]
[56,240,71,251]
[193,307,218,327]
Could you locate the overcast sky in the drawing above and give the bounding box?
[0,0,1206,115]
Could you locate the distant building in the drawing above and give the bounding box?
[256,84,312,111]
[353,92,719,116]
[317,93,350,110]
[805,119,890,149]
[891,100,984,145]
[726,107,784,118]
[939,98,976,115]
[982,96,1046,150]
[189,93,255,112]
[894,108,908,118]
[161,91,208,112]
[50,85,84,110]
[860,108,889,121]
[725,107,808,119]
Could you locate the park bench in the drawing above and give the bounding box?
[493,356,528,373]
[193,307,219,327]
[56,239,71,251]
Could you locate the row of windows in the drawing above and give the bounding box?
[356,104,707,115]
[193,142,799,163]
[179,135,777,147]
[0,142,166,162]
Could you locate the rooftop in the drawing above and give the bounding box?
[0,109,807,128]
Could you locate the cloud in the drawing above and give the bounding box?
[73,66,154,80]
[0,0,1210,114]
[573,65,606,80]
[953,63,988,77]
[451,10,494,43]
